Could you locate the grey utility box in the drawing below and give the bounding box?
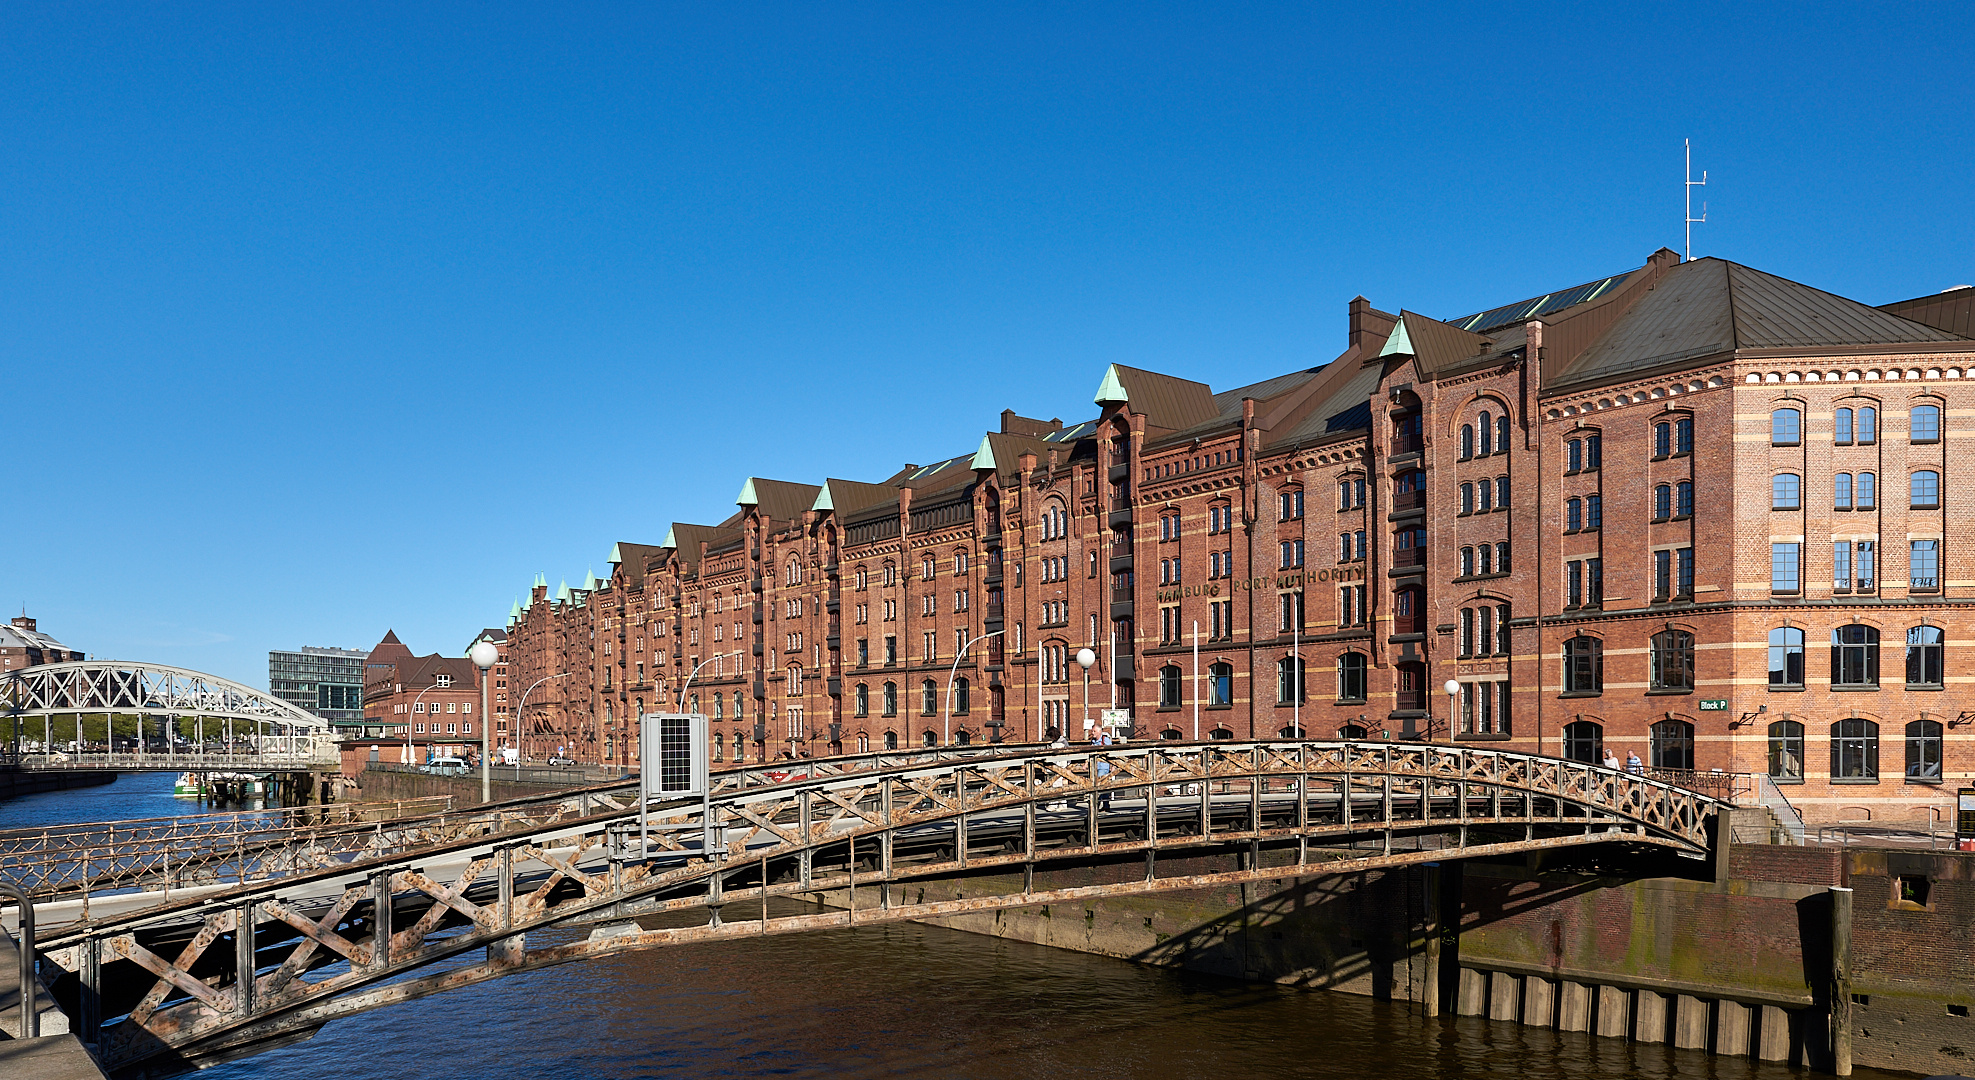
[639,713,709,800]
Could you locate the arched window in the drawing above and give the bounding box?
[881,682,897,717]
[1276,656,1305,704]
[1836,407,1854,444]
[1906,720,1944,781]
[1210,727,1234,741]
[1496,415,1511,452]
[1562,636,1602,694]
[786,559,802,586]
[1563,720,1603,764]
[922,730,938,747]
[1834,473,1853,509]
[921,679,938,715]
[854,684,869,717]
[1476,411,1491,455]
[733,732,745,760]
[1209,662,1233,706]
[1566,497,1582,531]
[1477,478,1493,512]
[1771,407,1801,445]
[1461,483,1474,514]
[1832,624,1879,687]
[1650,719,1694,771]
[1161,727,1183,740]
[787,665,803,696]
[1460,547,1475,576]
[1768,627,1805,688]
[1675,416,1693,453]
[1460,424,1475,459]
[1912,403,1941,442]
[953,677,970,714]
[733,693,744,720]
[1857,407,1878,444]
[1159,665,1181,708]
[1767,721,1804,781]
[711,735,724,762]
[1911,470,1940,509]
[1654,485,1672,520]
[1339,724,1369,740]
[1337,653,1367,702]
[1772,474,1801,510]
[856,733,870,753]
[883,730,898,750]
[1650,630,1695,690]
[712,695,724,720]
[1906,626,1944,687]
[1654,421,1671,457]
[1831,719,1879,781]
[1676,481,1693,517]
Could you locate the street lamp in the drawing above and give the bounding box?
[1075,647,1096,740]
[945,630,1003,746]
[677,651,726,713]
[1443,679,1461,741]
[469,640,500,803]
[513,672,569,773]
[405,683,440,767]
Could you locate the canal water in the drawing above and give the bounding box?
[10,774,1903,1079]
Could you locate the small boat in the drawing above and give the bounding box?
[173,772,202,797]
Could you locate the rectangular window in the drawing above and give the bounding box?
[1857,541,1876,592]
[1279,592,1304,632]
[1566,560,1583,607]
[1911,540,1940,591]
[1586,558,1602,603]
[1771,543,1801,593]
[1655,550,1671,599]
[1585,434,1601,469]
[1677,548,1694,596]
[1586,494,1601,529]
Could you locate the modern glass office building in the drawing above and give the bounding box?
[268,646,368,736]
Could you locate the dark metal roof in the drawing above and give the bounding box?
[1552,259,1963,389]
[1880,287,1975,339]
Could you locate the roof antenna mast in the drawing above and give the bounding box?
[1684,138,1707,261]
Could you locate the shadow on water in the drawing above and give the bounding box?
[194,901,1902,1080]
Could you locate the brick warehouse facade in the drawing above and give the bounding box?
[499,248,1975,823]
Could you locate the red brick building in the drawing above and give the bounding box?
[498,249,1975,823]
[360,630,490,762]
[0,612,84,673]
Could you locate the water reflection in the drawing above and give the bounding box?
[203,906,1884,1080]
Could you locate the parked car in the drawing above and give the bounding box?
[546,755,576,766]
[423,756,469,777]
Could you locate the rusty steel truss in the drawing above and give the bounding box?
[25,741,1725,1076]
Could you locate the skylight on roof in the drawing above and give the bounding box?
[1450,270,1637,334]
[909,454,969,479]
[1045,420,1097,442]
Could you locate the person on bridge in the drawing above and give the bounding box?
[1625,750,1643,774]
[1602,748,1620,771]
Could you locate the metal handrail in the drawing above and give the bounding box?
[0,876,35,1038]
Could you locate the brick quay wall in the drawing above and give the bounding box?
[818,843,1975,1077]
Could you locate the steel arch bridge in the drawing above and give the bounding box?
[20,741,1727,1075]
[2,660,334,771]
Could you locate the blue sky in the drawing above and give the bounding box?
[3,3,1971,689]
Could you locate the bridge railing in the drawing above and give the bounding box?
[0,796,462,898]
[13,746,342,771]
